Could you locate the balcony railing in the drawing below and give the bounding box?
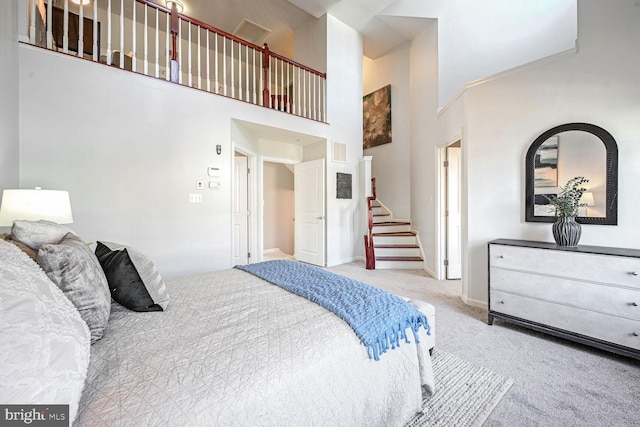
[24,0,327,122]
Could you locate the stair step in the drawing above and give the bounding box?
[374,245,421,257]
[372,231,415,236]
[375,256,423,261]
[373,214,390,217]
[373,221,410,226]
[374,256,424,270]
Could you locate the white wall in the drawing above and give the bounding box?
[408,21,442,277]
[18,45,332,277]
[363,43,411,219]
[324,14,365,266]
[17,11,365,275]
[0,0,19,231]
[461,0,640,304]
[263,162,294,254]
[380,0,577,110]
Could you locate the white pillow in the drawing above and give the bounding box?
[11,219,77,251]
[0,240,90,423]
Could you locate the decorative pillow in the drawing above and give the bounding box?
[11,219,77,251]
[95,241,169,312]
[37,233,111,343]
[0,240,90,423]
[1,232,37,260]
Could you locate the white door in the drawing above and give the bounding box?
[233,154,249,265]
[446,146,462,279]
[294,159,325,266]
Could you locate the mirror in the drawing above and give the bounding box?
[525,123,618,225]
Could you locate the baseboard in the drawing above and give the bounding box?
[423,265,436,279]
[327,256,362,267]
[462,294,488,310]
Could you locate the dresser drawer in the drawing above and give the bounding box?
[491,290,640,351]
[490,268,640,320]
[490,244,640,289]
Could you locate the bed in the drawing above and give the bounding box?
[0,220,435,427]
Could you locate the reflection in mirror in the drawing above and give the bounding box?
[525,123,618,225]
[533,131,606,218]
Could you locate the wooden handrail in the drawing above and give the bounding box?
[269,51,327,78]
[135,0,170,13]
[28,0,327,121]
[177,14,266,51]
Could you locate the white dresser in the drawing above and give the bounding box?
[488,239,640,359]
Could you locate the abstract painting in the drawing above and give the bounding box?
[363,85,392,149]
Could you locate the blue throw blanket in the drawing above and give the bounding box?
[235,260,430,361]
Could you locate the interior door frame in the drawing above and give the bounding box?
[232,148,256,264]
[260,156,297,260]
[436,133,464,282]
[445,142,462,280]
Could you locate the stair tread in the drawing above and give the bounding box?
[372,221,411,226]
[374,244,419,248]
[372,231,416,236]
[375,256,423,261]
[373,213,390,217]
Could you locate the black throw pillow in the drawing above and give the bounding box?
[95,241,167,312]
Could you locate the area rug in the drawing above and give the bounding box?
[406,349,514,427]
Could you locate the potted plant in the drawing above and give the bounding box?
[544,176,589,246]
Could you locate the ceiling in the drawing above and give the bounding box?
[169,0,432,59]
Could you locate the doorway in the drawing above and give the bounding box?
[444,141,462,280]
[262,161,295,261]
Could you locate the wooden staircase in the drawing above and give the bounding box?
[364,179,424,269]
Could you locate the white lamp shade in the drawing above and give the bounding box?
[0,189,74,226]
[581,192,595,207]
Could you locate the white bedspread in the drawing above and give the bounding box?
[75,268,434,426]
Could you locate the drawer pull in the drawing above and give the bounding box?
[497,300,505,304]
[498,255,504,259]
[632,302,639,307]
[633,332,639,337]
[631,272,639,276]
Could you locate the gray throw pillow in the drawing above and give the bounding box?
[37,233,111,344]
[12,219,77,251]
[95,241,169,311]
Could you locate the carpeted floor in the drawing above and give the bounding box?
[327,262,640,427]
[406,349,513,427]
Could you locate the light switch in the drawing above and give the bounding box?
[208,167,220,177]
[189,194,203,203]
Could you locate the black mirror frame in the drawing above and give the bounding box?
[525,122,618,225]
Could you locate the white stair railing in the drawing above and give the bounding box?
[23,0,327,122]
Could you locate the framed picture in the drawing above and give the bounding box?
[363,85,392,149]
[534,136,558,187]
[336,173,352,199]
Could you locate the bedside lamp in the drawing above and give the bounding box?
[578,191,595,217]
[0,188,74,226]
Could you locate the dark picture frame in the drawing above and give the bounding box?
[336,173,352,199]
